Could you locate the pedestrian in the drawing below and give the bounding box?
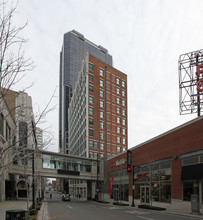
[50,193,52,199]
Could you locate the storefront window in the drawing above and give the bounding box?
[134,161,171,203]
[183,180,194,201]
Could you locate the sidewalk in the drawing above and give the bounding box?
[0,200,31,220]
[165,207,203,218]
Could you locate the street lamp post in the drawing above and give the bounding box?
[131,165,135,207]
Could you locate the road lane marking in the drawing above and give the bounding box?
[137,216,156,220]
[67,205,72,209]
[125,210,151,215]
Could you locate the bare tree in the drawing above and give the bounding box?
[0,1,55,183]
[0,0,34,93]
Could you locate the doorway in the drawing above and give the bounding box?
[140,186,150,204]
[113,189,119,201]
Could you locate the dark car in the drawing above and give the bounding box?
[62,194,71,201]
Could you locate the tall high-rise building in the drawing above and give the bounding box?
[68,53,128,158]
[59,30,113,153]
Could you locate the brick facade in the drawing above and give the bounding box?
[88,55,128,158]
[107,115,203,202]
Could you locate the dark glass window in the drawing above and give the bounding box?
[89,85,94,93]
[6,122,11,141]
[89,63,94,71]
[0,113,3,136]
[19,122,27,147]
[89,129,94,137]
[183,180,195,201]
[89,74,94,82]
[89,118,94,126]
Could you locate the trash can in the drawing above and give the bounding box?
[191,194,200,214]
[5,209,26,220]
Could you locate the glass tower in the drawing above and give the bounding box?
[59,30,113,153]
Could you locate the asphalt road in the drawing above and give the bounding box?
[43,191,202,220]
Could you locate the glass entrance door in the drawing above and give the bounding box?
[113,189,119,201]
[140,186,150,204]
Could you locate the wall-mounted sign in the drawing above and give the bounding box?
[115,158,126,166]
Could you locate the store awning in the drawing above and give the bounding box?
[181,163,203,180]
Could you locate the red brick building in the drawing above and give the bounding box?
[107,116,203,209]
[88,55,128,158]
[68,53,128,159]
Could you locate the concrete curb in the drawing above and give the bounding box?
[165,210,203,219]
[37,202,45,220]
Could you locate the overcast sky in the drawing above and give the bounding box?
[12,0,202,152]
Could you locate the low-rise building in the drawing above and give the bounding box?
[107,116,203,210]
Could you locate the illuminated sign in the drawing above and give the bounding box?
[115,158,126,166]
[179,50,203,115]
[196,64,203,92]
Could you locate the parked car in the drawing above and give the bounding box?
[62,194,71,201]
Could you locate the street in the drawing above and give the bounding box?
[43,190,202,220]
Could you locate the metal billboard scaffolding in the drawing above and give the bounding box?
[179,49,203,116]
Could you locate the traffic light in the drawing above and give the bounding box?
[127,150,132,172]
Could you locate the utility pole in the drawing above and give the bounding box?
[131,165,135,207]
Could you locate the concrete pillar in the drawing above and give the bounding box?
[91,181,96,200]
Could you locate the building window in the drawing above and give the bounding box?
[89,118,94,126]
[100,111,104,118]
[122,100,126,106]
[116,87,120,95]
[100,100,104,108]
[89,129,94,137]
[89,63,94,71]
[117,107,120,114]
[117,136,121,143]
[117,97,120,104]
[89,96,94,104]
[122,80,126,87]
[117,117,120,124]
[89,74,94,82]
[19,122,27,147]
[122,90,126,97]
[117,146,121,153]
[100,121,104,129]
[6,122,10,141]
[117,126,121,133]
[123,138,126,145]
[89,140,93,148]
[89,107,94,115]
[123,147,126,152]
[100,79,104,87]
[123,128,126,135]
[100,69,104,76]
[89,151,94,158]
[100,90,104,97]
[100,132,104,140]
[100,142,104,150]
[0,113,3,136]
[94,152,98,159]
[122,118,126,126]
[122,109,126,116]
[94,141,98,149]
[100,153,104,158]
[116,78,120,85]
[89,85,94,93]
